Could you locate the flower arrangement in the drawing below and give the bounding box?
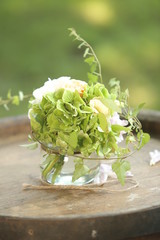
[0,29,150,185]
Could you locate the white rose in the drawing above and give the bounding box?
[32,76,87,104]
[89,98,109,116]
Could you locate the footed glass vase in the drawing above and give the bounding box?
[40,152,100,186]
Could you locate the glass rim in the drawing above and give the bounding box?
[32,131,141,161]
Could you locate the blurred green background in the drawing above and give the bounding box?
[0,0,160,118]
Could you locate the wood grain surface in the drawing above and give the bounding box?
[0,111,160,240]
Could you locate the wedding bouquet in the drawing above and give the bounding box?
[0,29,150,185]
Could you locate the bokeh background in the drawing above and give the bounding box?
[0,0,160,118]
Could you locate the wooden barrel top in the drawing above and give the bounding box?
[0,110,160,240]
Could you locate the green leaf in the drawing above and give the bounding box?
[138,132,150,149]
[68,131,77,148]
[56,137,68,150]
[90,63,97,73]
[73,90,85,107]
[47,113,60,131]
[80,105,93,113]
[100,98,121,113]
[45,93,55,104]
[86,115,97,131]
[90,83,109,98]
[98,113,108,132]
[81,115,89,132]
[109,78,120,88]
[87,73,98,84]
[64,102,78,116]
[20,142,38,150]
[112,159,130,185]
[111,125,131,133]
[35,111,44,126]
[85,56,95,66]
[12,95,19,105]
[62,90,74,103]
[58,131,77,149]
[107,132,118,152]
[56,100,69,118]
[72,158,90,182]
[54,88,64,99]
[30,113,42,132]
[83,135,92,146]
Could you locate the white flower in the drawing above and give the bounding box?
[89,98,109,133]
[32,76,87,104]
[110,112,128,126]
[94,163,133,184]
[94,164,116,184]
[149,150,160,166]
[110,112,128,143]
[89,100,128,141]
[89,98,109,116]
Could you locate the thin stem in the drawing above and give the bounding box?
[69,28,103,84]
[42,155,59,179]
[51,155,65,183]
[0,94,32,106]
[84,41,103,84]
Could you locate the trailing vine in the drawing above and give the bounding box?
[69,28,103,84]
